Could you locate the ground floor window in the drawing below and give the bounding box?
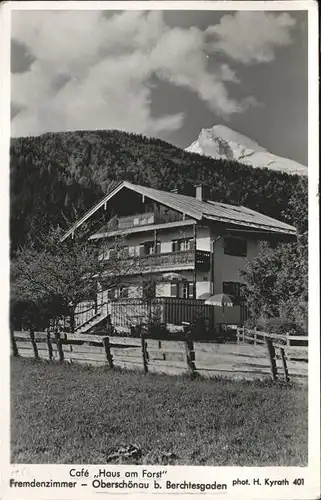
[170,282,194,299]
[106,288,116,300]
[106,286,129,299]
[143,281,156,299]
[222,281,246,305]
[118,286,129,298]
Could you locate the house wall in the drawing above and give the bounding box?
[76,223,261,330]
[99,271,210,301]
[104,225,196,252]
[210,230,259,294]
[196,226,211,251]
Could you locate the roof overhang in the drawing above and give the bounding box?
[61,181,201,241]
[204,215,297,237]
[89,218,196,240]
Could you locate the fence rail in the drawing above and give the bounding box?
[11,328,308,383]
[236,327,308,363]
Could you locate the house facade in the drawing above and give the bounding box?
[62,181,296,334]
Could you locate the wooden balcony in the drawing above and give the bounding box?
[139,249,195,269]
[105,249,210,275]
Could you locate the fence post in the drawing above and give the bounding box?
[54,329,64,363]
[103,336,114,369]
[141,333,148,374]
[10,329,19,357]
[286,333,290,347]
[265,338,278,381]
[185,336,196,378]
[158,340,166,361]
[279,347,290,383]
[29,326,39,360]
[254,327,257,346]
[46,328,53,361]
[64,332,73,352]
[242,327,245,343]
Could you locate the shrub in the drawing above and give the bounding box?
[246,317,307,336]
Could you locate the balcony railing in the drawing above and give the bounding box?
[105,249,210,275]
[138,249,195,269]
[99,212,186,235]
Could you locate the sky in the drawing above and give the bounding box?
[11,9,308,165]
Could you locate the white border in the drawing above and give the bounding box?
[0,2,319,500]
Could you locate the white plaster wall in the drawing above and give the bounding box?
[160,241,172,253]
[196,226,211,251]
[196,281,211,297]
[156,282,171,297]
[210,231,260,294]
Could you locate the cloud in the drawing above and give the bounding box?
[206,12,296,64]
[11,10,296,137]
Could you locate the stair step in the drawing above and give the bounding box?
[75,312,108,334]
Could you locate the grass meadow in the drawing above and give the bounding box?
[11,357,308,465]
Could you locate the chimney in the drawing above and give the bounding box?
[171,188,179,194]
[195,184,203,201]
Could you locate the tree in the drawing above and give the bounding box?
[11,227,134,333]
[240,233,308,333]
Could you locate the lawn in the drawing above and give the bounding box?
[11,357,308,465]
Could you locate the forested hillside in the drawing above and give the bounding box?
[10,129,308,251]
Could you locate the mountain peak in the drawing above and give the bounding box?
[186,125,308,177]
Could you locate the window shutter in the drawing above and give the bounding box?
[188,283,194,298]
[170,283,178,297]
[109,248,117,259]
[139,244,145,256]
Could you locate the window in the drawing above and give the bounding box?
[121,246,129,259]
[223,282,246,305]
[172,238,193,252]
[180,238,192,251]
[144,241,160,255]
[170,282,194,298]
[170,283,177,297]
[172,240,179,252]
[108,247,117,259]
[138,244,145,257]
[128,246,135,257]
[119,286,129,299]
[143,281,156,299]
[179,282,194,299]
[107,288,116,300]
[224,237,247,257]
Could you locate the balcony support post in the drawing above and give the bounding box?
[193,224,197,299]
[153,228,157,253]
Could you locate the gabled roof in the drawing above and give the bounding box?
[62,180,296,240]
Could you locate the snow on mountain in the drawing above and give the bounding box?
[185,125,308,177]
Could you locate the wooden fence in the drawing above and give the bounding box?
[11,328,308,383]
